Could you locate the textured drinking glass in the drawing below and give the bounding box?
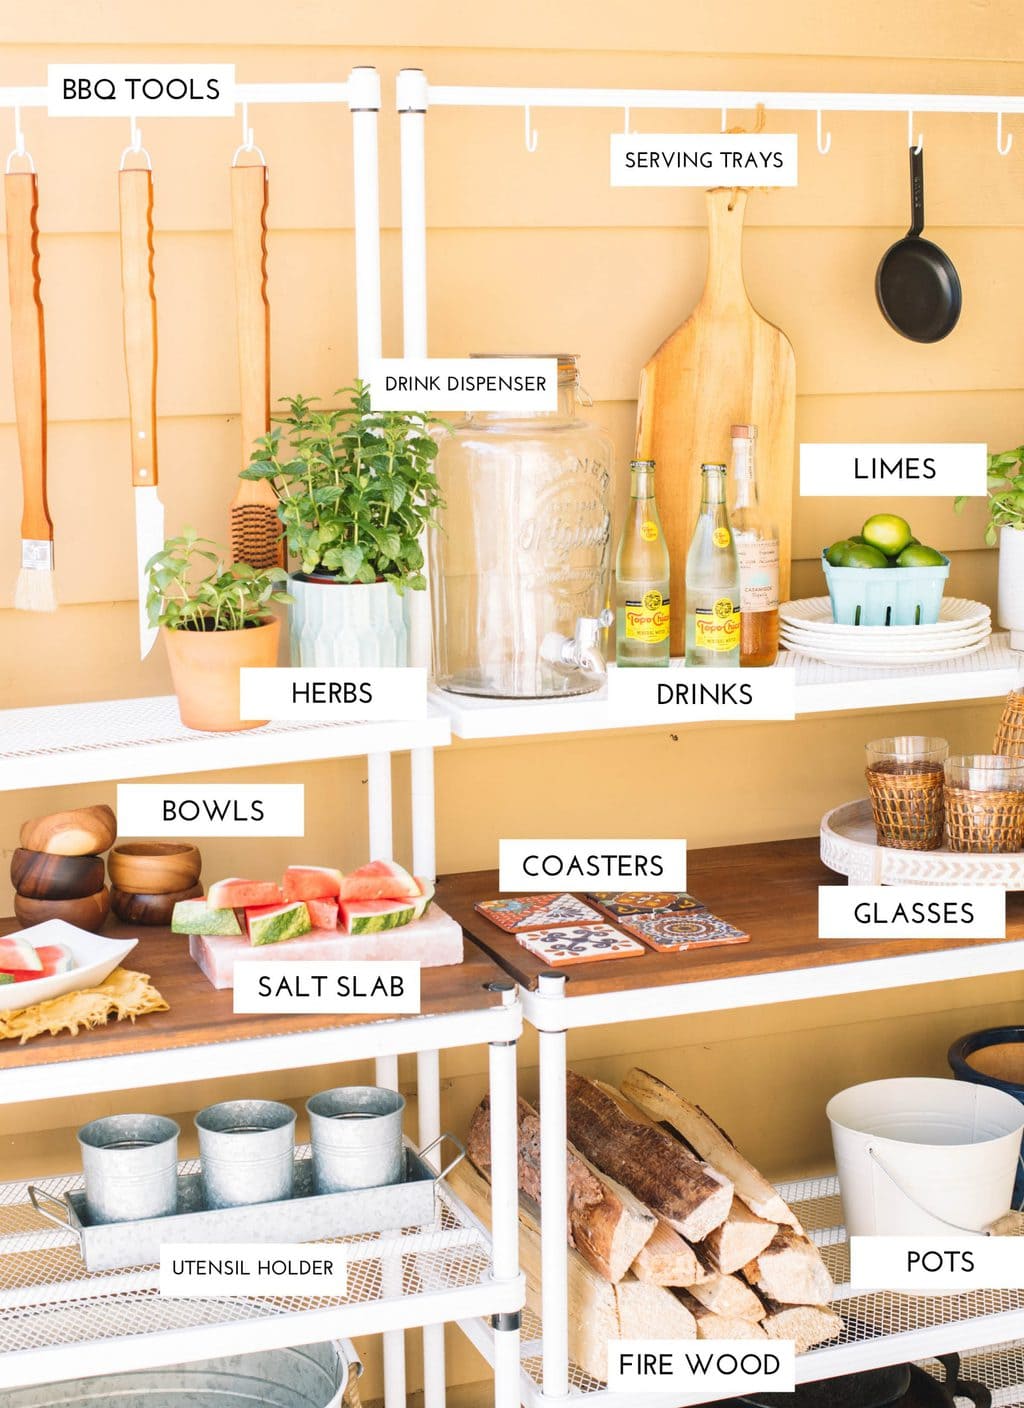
[306,1086,405,1194]
[864,736,949,851]
[195,1100,296,1209]
[944,753,1024,853]
[77,1114,180,1225]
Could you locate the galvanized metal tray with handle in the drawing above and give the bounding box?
[27,1135,464,1273]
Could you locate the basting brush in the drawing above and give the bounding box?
[6,168,56,612]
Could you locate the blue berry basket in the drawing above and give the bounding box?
[821,550,950,626]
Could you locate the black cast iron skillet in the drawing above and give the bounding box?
[728,1352,991,1408]
[876,145,962,343]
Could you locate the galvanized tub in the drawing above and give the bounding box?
[77,1114,180,1224]
[2,1341,359,1407]
[28,1137,464,1272]
[306,1086,405,1194]
[195,1099,296,1209]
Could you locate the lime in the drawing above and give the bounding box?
[844,542,890,568]
[896,543,946,567]
[825,539,854,566]
[862,513,914,557]
[849,534,868,544]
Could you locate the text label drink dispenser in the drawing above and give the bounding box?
[431,355,614,697]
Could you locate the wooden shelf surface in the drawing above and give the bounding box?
[436,837,1024,998]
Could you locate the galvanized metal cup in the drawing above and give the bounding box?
[77,1113,180,1225]
[306,1086,406,1194]
[195,1099,297,1209]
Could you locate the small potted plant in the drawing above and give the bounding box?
[239,383,444,667]
[955,445,1024,644]
[146,529,291,731]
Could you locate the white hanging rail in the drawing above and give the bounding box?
[0,70,382,370]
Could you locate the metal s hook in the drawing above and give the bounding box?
[119,114,152,171]
[523,105,538,153]
[4,105,35,174]
[816,109,832,156]
[997,112,1013,156]
[232,101,267,166]
[907,109,923,154]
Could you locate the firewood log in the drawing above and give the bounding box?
[758,1298,844,1352]
[686,1271,766,1322]
[621,1068,801,1229]
[700,1197,778,1274]
[742,1228,834,1307]
[676,1290,769,1340]
[467,1096,656,1282]
[450,1157,695,1383]
[630,1220,707,1286]
[566,1072,733,1243]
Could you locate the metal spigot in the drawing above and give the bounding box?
[540,609,614,680]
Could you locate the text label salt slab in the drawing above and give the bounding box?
[233,961,421,1015]
[608,1340,796,1394]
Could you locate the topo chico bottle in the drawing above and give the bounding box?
[616,459,670,667]
[685,462,740,667]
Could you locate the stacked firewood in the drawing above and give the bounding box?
[456,1067,842,1384]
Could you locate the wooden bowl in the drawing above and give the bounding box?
[107,842,202,895]
[20,804,117,857]
[10,848,106,901]
[14,887,110,933]
[110,880,203,926]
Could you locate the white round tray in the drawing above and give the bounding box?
[820,797,1024,887]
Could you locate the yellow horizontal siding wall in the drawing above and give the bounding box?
[2,5,1024,1399]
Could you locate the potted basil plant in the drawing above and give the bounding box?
[239,383,444,667]
[146,529,291,731]
[955,445,1024,642]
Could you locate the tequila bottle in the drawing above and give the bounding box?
[616,459,670,666]
[685,463,740,667]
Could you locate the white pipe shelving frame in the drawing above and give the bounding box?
[0,67,523,1408]
[397,68,1024,1407]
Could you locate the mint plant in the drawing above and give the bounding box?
[146,528,291,632]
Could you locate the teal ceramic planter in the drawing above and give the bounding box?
[289,575,410,667]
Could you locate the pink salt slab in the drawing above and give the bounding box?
[188,902,464,988]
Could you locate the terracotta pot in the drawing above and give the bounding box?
[161,617,280,732]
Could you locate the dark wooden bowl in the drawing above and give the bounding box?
[14,887,111,933]
[20,804,117,857]
[110,881,203,926]
[10,848,106,901]
[107,842,202,895]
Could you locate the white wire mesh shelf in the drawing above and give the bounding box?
[429,634,1022,740]
[0,1155,520,1390]
[0,695,450,790]
[460,1174,1024,1407]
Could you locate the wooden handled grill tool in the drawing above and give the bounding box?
[6,139,55,612]
[229,151,282,568]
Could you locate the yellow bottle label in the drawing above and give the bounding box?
[694,597,740,652]
[640,520,659,542]
[712,526,731,548]
[625,591,670,644]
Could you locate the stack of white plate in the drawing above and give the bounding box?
[779,597,991,668]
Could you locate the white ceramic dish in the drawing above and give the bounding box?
[780,596,990,636]
[780,622,990,651]
[780,636,991,669]
[0,921,138,1013]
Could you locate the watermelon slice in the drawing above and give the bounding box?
[338,895,421,935]
[208,878,284,909]
[171,900,243,936]
[282,866,344,903]
[0,933,43,973]
[1,943,76,982]
[245,900,312,946]
[337,860,420,902]
[306,897,339,930]
[412,879,435,921]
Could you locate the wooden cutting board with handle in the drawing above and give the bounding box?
[635,188,795,656]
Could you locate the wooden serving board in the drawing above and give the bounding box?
[635,189,796,655]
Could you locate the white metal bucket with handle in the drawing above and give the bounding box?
[827,1077,1024,1236]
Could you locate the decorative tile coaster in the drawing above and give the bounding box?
[618,911,750,953]
[475,893,602,932]
[587,891,706,918]
[514,923,646,967]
